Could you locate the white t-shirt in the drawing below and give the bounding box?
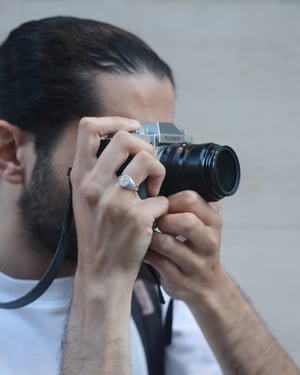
[0,272,222,375]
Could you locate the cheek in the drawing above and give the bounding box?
[51,153,75,195]
[22,142,37,185]
[53,152,74,178]
[51,131,78,188]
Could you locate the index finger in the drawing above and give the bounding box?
[167,190,222,227]
[73,116,141,172]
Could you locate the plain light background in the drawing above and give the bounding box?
[1,0,299,368]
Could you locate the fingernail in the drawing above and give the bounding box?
[129,119,141,128]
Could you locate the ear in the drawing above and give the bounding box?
[0,120,28,184]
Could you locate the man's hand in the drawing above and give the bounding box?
[62,116,168,375]
[145,190,299,375]
[71,116,168,283]
[145,190,222,304]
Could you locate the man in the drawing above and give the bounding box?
[0,16,298,375]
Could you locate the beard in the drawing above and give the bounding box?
[18,150,78,262]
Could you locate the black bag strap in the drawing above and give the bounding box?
[132,265,165,375]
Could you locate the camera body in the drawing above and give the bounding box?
[132,122,192,155]
[99,122,241,202]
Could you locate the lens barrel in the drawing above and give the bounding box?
[158,142,240,201]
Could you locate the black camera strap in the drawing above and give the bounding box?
[0,170,73,309]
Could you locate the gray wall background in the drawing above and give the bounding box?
[1,0,299,368]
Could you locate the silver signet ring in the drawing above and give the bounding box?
[118,174,139,191]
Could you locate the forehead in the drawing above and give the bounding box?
[51,72,176,178]
[96,72,175,123]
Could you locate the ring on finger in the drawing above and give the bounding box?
[118,174,139,191]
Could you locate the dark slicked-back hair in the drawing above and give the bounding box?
[0,16,174,149]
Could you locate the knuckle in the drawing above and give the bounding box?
[78,116,92,130]
[72,172,100,206]
[180,212,198,233]
[178,190,200,207]
[136,150,153,164]
[100,198,139,224]
[98,189,132,219]
[78,181,100,206]
[136,150,160,171]
[70,169,80,186]
[156,234,174,252]
[126,204,142,223]
[112,130,130,150]
[157,162,166,179]
[207,231,220,254]
[159,257,171,269]
[112,130,157,157]
[99,197,119,218]
[213,213,223,230]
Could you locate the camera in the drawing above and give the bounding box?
[98,122,240,202]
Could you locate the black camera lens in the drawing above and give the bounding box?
[158,142,240,201]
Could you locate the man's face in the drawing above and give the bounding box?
[18,73,175,262]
